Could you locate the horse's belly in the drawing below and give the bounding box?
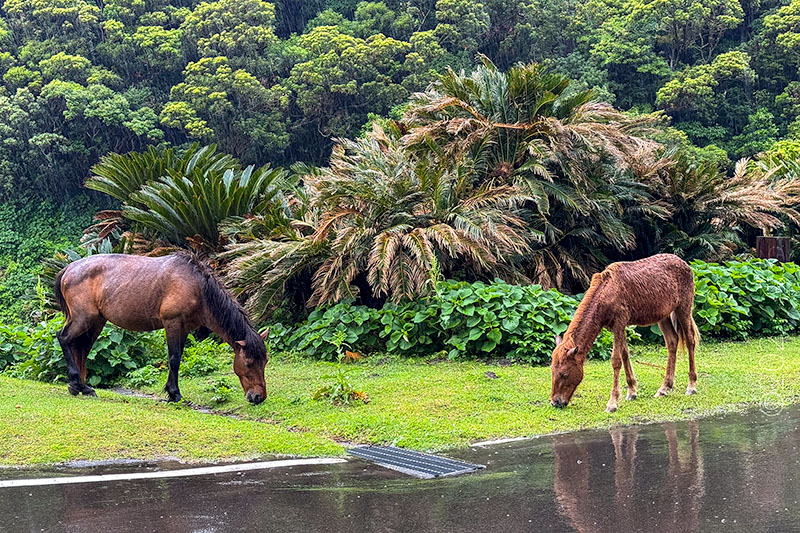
[627,290,679,327]
[630,309,673,327]
[104,314,163,332]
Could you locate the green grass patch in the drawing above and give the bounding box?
[0,378,343,465]
[3,336,800,465]
[137,336,800,450]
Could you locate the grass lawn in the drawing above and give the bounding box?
[2,336,800,466]
[0,378,342,465]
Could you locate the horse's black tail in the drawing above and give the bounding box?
[54,267,69,320]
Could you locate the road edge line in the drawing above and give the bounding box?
[0,458,348,488]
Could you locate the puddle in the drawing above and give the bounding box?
[3,405,800,532]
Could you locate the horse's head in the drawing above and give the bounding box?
[232,329,268,405]
[550,335,584,408]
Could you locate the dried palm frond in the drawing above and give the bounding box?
[224,127,533,317]
[400,56,667,290]
[640,153,800,259]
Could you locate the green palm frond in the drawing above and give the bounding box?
[124,163,289,251]
[86,144,238,203]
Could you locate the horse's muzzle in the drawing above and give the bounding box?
[246,392,265,405]
[551,397,567,409]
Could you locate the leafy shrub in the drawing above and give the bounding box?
[690,259,800,339]
[279,304,383,361]
[274,279,617,364]
[180,338,229,377]
[125,365,162,388]
[429,280,615,363]
[0,316,164,386]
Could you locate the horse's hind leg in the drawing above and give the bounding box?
[655,317,678,397]
[675,307,699,395]
[620,335,637,401]
[58,332,83,396]
[164,321,188,403]
[606,327,626,413]
[58,315,99,396]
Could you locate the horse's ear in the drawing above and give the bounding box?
[260,328,269,340]
[566,347,577,358]
[554,335,562,346]
[235,340,246,347]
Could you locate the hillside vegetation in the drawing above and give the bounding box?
[2,0,800,199]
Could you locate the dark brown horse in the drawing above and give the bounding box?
[550,253,700,412]
[54,252,268,404]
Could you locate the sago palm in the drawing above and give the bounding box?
[402,56,666,288]
[124,163,290,252]
[643,155,800,260]
[84,144,293,254]
[83,144,242,252]
[86,144,239,202]
[224,126,531,317]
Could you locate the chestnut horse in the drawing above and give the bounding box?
[54,252,268,404]
[550,253,700,412]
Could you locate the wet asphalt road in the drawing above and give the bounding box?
[2,405,800,533]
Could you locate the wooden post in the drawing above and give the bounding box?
[756,236,791,262]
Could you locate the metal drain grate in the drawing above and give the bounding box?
[348,446,485,479]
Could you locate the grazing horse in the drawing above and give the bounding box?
[53,252,268,404]
[550,253,700,412]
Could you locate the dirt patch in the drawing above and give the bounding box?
[109,387,282,424]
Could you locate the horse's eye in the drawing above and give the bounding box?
[560,371,569,379]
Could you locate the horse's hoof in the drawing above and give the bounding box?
[626,393,637,401]
[606,405,617,413]
[83,387,97,397]
[167,394,182,403]
[654,388,671,398]
[686,387,697,396]
[68,384,80,396]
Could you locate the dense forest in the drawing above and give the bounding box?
[4,0,800,197]
[3,0,800,321]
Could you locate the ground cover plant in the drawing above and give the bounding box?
[0,317,164,386]
[269,259,800,364]
[690,259,800,338]
[272,279,617,364]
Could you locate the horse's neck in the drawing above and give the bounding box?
[566,295,607,356]
[205,314,236,345]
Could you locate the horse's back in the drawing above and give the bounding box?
[60,254,203,331]
[603,254,694,326]
[607,254,692,286]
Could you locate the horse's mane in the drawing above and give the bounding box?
[569,270,611,332]
[173,251,266,361]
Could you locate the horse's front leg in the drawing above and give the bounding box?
[164,322,188,403]
[606,328,625,413]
